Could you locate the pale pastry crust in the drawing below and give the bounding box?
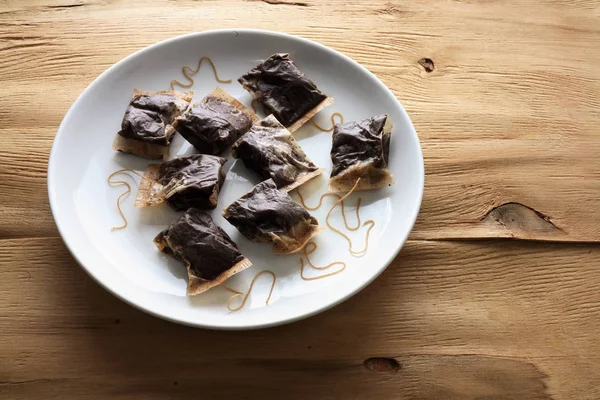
[280,168,325,193]
[134,164,163,208]
[271,222,324,255]
[287,96,335,133]
[112,136,171,160]
[187,257,252,296]
[208,86,260,124]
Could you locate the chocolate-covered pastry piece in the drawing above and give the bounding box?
[238,53,333,132]
[113,89,194,159]
[223,179,322,254]
[154,209,251,295]
[329,114,393,192]
[175,87,257,155]
[231,115,323,191]
[135,154,226,211]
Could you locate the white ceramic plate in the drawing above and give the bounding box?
[48,29,424,329]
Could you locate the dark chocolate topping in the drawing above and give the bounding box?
[330,114,390,178]
[177,95,252,155]
[238,53,327,127]
[155,209,245,281]
[224,179,314,241]
[158,154,226,211]
[118,93,189,145]
[231,115,319,188]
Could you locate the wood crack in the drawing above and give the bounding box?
[364,357,401,372]
[363,354,552,399]
[46,3,84,10]
[0,378,69,386]
[482,202,564,238]
[0,42,52,52]
[253,0,309,6]
[0,35,44,40]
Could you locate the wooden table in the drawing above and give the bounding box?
[1,1,599,399]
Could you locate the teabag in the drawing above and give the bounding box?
[135,154,226,211]
[238,53,334,132]
[231,115,324,192]
[223,179,323,254]
[329,114,394,192]
[175,87,259,155]
[154,209,252,296]
[113,89,194,160]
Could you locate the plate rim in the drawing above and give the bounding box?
[47,28,424,330]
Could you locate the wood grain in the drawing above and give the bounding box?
[0,0,599,241]
[1,1,600,399]
[1,238,599,399]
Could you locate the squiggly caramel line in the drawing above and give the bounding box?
[221,270,276,312]
[296,191,361,231]
[169,56,231,90]
[107,169,153,231]
[309,112,344,132]
[299,241,346,281]
[325,178,375,255]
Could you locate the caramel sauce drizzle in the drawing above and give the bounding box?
[300,241,346,280]
[169,56,232,90]
[296,191,361,231]
[326,178,375,255]
[297,178,375,256]
[221,270,276,312]
[107,169,153,231]
[309,112,344,132]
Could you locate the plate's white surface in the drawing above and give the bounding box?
[48,29,424,329]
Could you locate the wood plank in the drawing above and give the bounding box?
[1,129,56,238]
[1,355,576,400]
[0,238,599,399]
[0,0,598,240]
